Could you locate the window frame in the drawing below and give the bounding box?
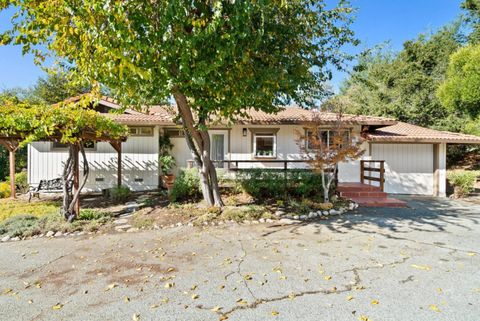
[253,133,277,158]
[128,126,155,137]
[305,128,352,151]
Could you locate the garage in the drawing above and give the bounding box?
[371,143,434,195]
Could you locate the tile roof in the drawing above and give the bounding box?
[233,107,396,125]
[367,122,480,144]
[103,113,173,125]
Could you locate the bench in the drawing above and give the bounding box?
[28,178,72,202]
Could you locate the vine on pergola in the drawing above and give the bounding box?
[0,94,128,221]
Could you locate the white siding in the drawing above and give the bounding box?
[371,143,434,195]
[169,125,365,176]
[28,126,160,192]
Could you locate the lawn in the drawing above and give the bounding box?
[0,199,60,223]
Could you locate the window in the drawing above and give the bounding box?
[129,126,154,136]
[164,128,185,138]
[52,141,96,150]
[306,129,351,150]
[254,134,276,158]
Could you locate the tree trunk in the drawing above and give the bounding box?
[173,91,224,207]
[62,143,90,221]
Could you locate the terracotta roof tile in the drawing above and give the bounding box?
[233,107,396,125]
[103,113,173,125]
[368,122,480,144]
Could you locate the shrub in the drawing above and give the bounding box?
[0,215,39,237]
[447,170,479,198]
[0,182,11,198]
[170,168,201,202]
[6,172,29,193]
[235,169,325,200]
[78,209,108,221]
[108,185,131,202]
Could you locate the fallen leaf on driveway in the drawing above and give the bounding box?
[52,303,63,310]
[371,300,379,305]
[3,288,13,294]
[124,296,130,303]
[359,315,372,321]
[132,313,140,321]
[346,295,354,301]
[236,298,248,305]
[324,276,332,280]
[219,315,229,320]
[271,310,279,316]
[467,252,476,257]
[411,264,431,271]
[429,304,441,313]
[164,282,175,288]
[150,304,159,309]
[104,283,118,291]
[191,294,199,299]
[211,306,222,312]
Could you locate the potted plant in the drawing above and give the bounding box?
[159,133,176,188]
[160,154,176,188]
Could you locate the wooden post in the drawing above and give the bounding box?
[379,161,385,192]
[9,148,15,199]
[73,144,80,215]
[117,142,122,187]
[0,140,19,199]
[360,160,365,185]
[109,141,122,187]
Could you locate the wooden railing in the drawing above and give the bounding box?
[360,160,385,191]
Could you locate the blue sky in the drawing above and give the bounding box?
[0,0,464,91]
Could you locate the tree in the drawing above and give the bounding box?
[0,0,357,207]
[30,72,89,104]
[462,0,480,44]
[337,23,466,131]
[437,44,480,119]
[0,94,128,220]
[295,109,364,203]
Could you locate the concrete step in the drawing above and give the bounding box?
[337,183,382,193]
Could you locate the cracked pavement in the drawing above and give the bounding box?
[0,196,479,321]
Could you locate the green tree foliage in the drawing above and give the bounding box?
[438,45,480,119]
[0,0,357,206]
[0,94,128,219]
[337,24,465,131]
[462,0,480,44]
[30,72,89,104]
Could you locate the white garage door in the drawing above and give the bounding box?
[371,143,434,195]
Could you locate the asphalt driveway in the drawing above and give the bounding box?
[0,196,479,321]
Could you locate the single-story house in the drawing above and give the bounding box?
[27,96,480,198]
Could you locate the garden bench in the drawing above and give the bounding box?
[28,178,72,202]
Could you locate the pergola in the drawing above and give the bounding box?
[0,133,126,212]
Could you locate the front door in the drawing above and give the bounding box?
[211,134,225,168]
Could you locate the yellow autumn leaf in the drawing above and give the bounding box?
[271,310,280,316]
[150,304,159,309]
[105,283,118,291]
[346,295,354,301]
[191,294,199,299]
[324,276,332,280]
[124,296,130,303]
[132,313,140,321]
[411,264,431,271]
[167,267,175,272]
[211,306,222,312]
[359,316,372,321]
[3,288,13,294]
[219,315,229,320]
[161,297,169,304]
[371,299,379,305]
[429,304,441,313]
[164,282,175,288]
[244,274,253,280]
[191,285,198,291]
[437,288,443,293]
[467,252,476,257]
[52,303,63,310]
